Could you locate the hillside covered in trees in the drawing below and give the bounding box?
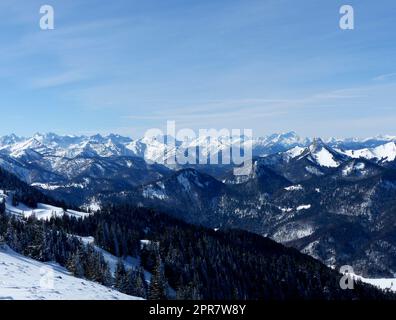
[1,200,394,300]
[0,167,394,300]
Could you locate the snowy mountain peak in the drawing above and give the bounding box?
[285,146,306,159]
[344,141,396,162]
[298,139,342,168]
[1,132,396,168]
[9,137,48,158]
[309,138,326,152]
[0,134,24,147]
[266,131,306,146]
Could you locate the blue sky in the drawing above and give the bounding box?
[0,0,395,138]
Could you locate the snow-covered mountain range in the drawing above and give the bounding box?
[2,132,396,300]
[1,131,395,163]
[1,132,394,199]
[1,132,396,278]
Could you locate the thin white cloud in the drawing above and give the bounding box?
[373,73,396,81]
[30,71,87,89]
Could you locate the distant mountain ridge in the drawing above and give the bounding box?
[1,132,396,278]
[1,131,396,162]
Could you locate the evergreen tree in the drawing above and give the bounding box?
[114,259,128,293]
[96,252,112,286]
[101,263,113,287]
[125,268,147,298]
[67,249,85,278]
[0,201,7,243]
[6,218,19,251]
[148,256,167,300]
[133,268,148,298]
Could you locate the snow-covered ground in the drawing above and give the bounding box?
[309,147,340,168]
[1,191,89,220]
[296,204,311,211]
[351,273,396,292]
[0,246,141,300]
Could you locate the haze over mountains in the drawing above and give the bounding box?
[1,131,396,279]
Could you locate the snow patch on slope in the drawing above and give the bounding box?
[142,186,167,200]
[345,142,396,162]
[342,162,368,177]
[272,224,314,242]
[285,146,306,159]
[296,204,311,211]
[1,191,89,220]
[284,184,303,191]
[310,148,339,168]
[351,273,396,292]
[0,246,140,300]
[76,236,151,281]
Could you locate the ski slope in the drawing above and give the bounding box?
[0,246,142,300]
